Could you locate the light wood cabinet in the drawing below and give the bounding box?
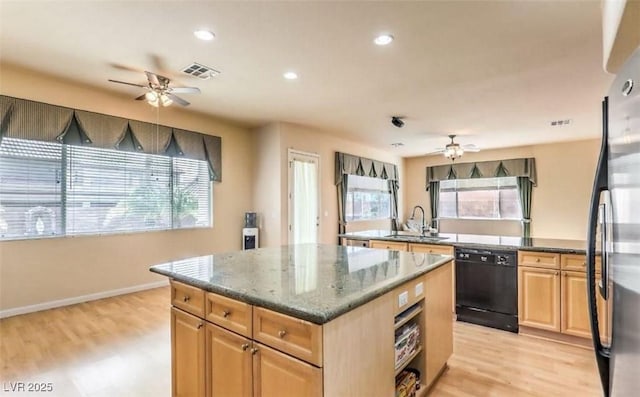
[408,243,453,256]
[171,307,205,397]
[206,292,252,338]
[518,266,561,332]
[518,251,610,345]
[167,262,453,397]
[423,262,453,387]
[172,280,206,317]
[206,322,321,397]
[206,323,252,397]
[408,243,456,315]
[253,342,322,397]
[253,307,322,367]
[518,251,560,270]
[561,271,609,340]
[369,240,408,251]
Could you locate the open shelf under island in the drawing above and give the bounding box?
[150,244,454,397]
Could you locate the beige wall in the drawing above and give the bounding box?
[251,122,403,246]
[251,123,282,247]
[403,139,601,240]
[0,63,254,311]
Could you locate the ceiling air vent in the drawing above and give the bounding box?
[550,119,572,126]
[182,62,220,80]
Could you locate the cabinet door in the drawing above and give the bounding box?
[171,307,205,397]
[369,240,407,251]
[561,271,591,337]
[518,266,560,331]
[408,243,453,255]
[206,324,252,397]
[253,343,322,397]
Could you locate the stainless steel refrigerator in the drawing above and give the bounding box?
[587,45,640,396]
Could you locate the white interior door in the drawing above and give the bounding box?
[288,150,320,245]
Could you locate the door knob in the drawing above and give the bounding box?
[251,347,259,355]
[241,343,250,351]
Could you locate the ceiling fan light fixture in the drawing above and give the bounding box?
[145,91,158,101]
[160,94,173,107]
[148,97,160,108]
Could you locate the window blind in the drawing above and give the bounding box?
[173,157,211,228]
[0,138,63,238]
[0,137,211,240]
[66,146,173,234]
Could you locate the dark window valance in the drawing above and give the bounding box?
[334,152,398,185]
[0,95,222,181]
[426,157,536,189]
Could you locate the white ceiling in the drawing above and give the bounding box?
[0,1,613,157]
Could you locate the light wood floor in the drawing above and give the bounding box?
[0,287,602,397]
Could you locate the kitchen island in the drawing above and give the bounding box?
[150,244,454,397]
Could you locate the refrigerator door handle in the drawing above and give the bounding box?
[599,203,608,300]
[587,97,610,396]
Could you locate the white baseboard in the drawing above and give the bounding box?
[0,280,169,319]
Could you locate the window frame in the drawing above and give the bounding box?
[345,175,391,222]
[438,177,522,221]
[0,138,213,241]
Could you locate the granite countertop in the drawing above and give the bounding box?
[339,230,587,254]
[150,244,452,324]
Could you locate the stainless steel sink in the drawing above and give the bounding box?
[384,233,449,242]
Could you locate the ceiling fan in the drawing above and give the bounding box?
[108,71,200,107]
[429,134,480,161]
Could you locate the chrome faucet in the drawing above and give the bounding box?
[410,205,428,236]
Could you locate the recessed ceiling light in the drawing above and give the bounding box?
[391,143,404,148]
[374,34,394,46]
[194,30,215,41]
[283,71,298,80]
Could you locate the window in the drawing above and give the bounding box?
[0,137,211,240]
[345,175,391,221]
[439,177,522,220]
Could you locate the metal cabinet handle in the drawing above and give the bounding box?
[222,310,231,318]
[197,322,204,329]
[183,295,190,302]
[555,271,559,276]
[251,347,259,355]
[241,343,250,351]
[278,330,287,338]
[535,258,541,263]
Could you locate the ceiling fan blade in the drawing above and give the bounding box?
[135,93,147,101]
[170,87,201,94]
[145,71,160,86]
[109,63,144,73]
[425,148,446,155]
[167,93,190,106]
[108,79,146,88]
[463,147,481,152]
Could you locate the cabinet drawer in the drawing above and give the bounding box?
[561,254,601,273]
[370,240,408,251]
[393,277,426,316]
[171,280,205,317]
[253,307,322,366]
[206,292,252,338]
[408,243,453,255]
[518,251,560,269]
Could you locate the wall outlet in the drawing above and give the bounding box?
[415,282,424,297]
[398,291,409,308]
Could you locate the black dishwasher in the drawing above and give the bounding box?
[455,248,518,332]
